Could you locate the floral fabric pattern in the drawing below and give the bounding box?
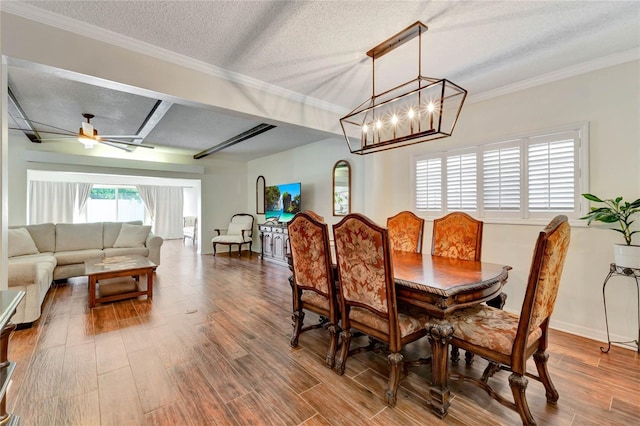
[350,306,425,337]
[388,211,424,253]
[334,217,388,314]
[529,220,571,330]
[288,217,330,295]
[301,290,329,310]
[432,212,482,261]
[447,305,543,356]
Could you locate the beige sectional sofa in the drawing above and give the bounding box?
[8,221,163,325]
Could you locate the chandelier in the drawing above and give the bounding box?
[340,21,467,155]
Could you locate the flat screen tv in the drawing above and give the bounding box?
[265,182,301,223]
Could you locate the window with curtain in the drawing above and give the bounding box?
[86,186,146,223]
[29,181,93,224]
[413,123,588,222]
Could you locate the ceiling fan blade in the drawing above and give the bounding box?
[100,139,155,149]
[9,128,75,137]
[98,135,143,139]
[101,141,133,152]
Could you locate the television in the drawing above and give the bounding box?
[265,182,301,223]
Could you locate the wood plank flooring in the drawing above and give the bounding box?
[7,240,640,425]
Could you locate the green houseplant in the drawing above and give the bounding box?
[581,193,640,268]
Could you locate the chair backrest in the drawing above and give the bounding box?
[514,215,570,360]
[333,214,400,346]
[229,214,254,237]
[303,210,324,223]
[387,211,425,253]
[431,212,483,261]
[183,216,197,228]
[288,212,334,301]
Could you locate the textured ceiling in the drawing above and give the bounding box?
[5,0,640,159]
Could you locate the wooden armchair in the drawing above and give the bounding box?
[332,213,429,406]
[445,215,570,425]
[387,210,425,253]
[288,212,339,368]
[212,213,254,257]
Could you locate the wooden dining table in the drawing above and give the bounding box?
[390,250,511,418]
[290,247,511,418]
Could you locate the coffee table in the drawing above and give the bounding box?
[85,255,156,308]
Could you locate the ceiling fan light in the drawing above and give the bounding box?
[78,127,97,149]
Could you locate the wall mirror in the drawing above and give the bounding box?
[256,175,265,214]
[333,160,351,216]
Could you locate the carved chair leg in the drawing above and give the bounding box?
[386,352,404,407]
[212,243,217,256]
[480,361,502,383]
[487,292,507,309]
[464,351,475,366]
[533,350,559,403]
[290,310,304,347]
[326,324,339,369]
[450,345,460,365]
[249,242,252,256]
[509,373,536,426]
[335,329,352,376]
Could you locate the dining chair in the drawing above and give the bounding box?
[432,211,486,365]
[332,213,429,406]
[387,210,425,253]
[431,211,483,261]
[288,212,340,368]
[303,210,324,223]
[445,215,570,425]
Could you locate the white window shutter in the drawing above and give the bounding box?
[415,156,442,211]
[527,133,576,212]
[446,152,477,211]
[483,142,521,212]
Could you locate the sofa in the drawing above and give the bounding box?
[8,221,163,325]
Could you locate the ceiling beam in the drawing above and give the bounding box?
[7,86,41,143]
[134,99,173,141]
[193,124,276,159]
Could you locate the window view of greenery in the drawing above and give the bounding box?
[87,186,145,223]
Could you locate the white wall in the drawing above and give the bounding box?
[248,61,640,347]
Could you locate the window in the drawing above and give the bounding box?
[413,124,588,222]
[86,186,145,223]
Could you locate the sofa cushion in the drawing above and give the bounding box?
[56,223,104,252]
[113,224,151,248]
[19,223,56,253]
[103,247,150,259]
[8,228,40,257]
[103,221,143,248]
[54,249,104,266]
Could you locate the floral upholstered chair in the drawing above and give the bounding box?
[431,211,483,261]
[445,215,570,425]
[288,212,340,368]
[387,210,425,253]
[332,213,429,406]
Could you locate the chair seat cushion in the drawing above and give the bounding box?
[447,305,542,356]
[301,290,330,310]
[212,235,251,244]
[350,306,426,337]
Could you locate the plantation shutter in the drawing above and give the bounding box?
[415,156,442,212]
[446,151,477,211]
[527,131,577,213]
[483,141,521,213]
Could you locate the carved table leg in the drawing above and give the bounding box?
[426,321,454,418]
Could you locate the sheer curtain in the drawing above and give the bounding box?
[136,185,184,239]
[29,181,93,224]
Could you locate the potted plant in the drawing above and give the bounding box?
[581,193,640,269]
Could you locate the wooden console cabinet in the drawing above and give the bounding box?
[0,290,25,426]
[258,223,290,266]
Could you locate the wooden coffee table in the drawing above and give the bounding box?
[85,255,156,308]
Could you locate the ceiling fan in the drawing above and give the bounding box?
[11,113,155,152]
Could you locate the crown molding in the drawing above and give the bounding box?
[468,48,639,104]
[1,2,348,115]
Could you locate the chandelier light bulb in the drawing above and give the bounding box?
[427,102,435,113]
[408,108,415,119]
[363,124,368,133]
[391,115,398,125]
[376,120,382,129]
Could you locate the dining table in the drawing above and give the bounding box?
[289,247,511,418]
[390,250,511,418]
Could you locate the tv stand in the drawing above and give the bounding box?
[258,222,290,266]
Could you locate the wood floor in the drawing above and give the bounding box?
[7,240,639,425]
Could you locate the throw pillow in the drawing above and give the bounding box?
[8,228,40,257]
[113,224,152,248]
